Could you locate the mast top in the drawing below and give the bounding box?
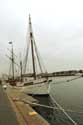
[29,14,31,25]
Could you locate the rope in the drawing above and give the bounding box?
[33,39,43,73]
[23,37,30,74]
[13,96,83,125]
[50,95,77,125]
[20,99,83,115]
[33,38,47,73]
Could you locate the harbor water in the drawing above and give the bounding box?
[33,76,83,125]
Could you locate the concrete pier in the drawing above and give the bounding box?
[0,85,18,125]
[4,86,49,125]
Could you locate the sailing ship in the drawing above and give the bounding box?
[5,15,52,95]
[19,15,52,95]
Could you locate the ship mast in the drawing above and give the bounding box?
[9,41,14,80]
[23,15,46,79]
[29,15,36,79]
[20,60,22,82]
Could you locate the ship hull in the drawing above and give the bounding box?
[21,81,51,95]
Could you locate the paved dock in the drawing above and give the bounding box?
[5,86,49,125]
[0,85,18,125]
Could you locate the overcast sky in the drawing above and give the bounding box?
[0,0,83,74]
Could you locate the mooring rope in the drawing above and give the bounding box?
[22,99,83,114]
[15,97,83,125]
[50,95,77,125]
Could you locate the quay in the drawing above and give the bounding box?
[0,85,18,125]
[0,84,49,125]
